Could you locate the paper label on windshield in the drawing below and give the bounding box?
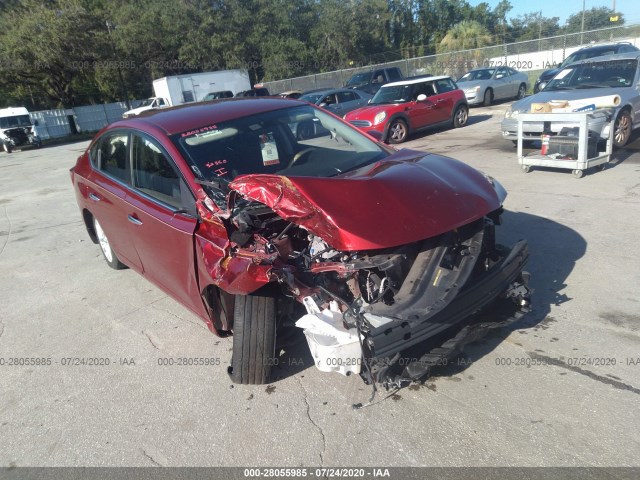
[260,132,280,166]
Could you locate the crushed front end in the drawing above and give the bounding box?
[192,148,531,388]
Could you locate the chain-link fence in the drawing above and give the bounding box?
[264,23,640,94]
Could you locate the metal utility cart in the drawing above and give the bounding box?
[517,110,614,178]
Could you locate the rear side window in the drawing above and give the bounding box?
[98,133,130,184]
[131,135,181,208]
[387,69,402,81]
[434,78,456,93]
[337,91,357,102]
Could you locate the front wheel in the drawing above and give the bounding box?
[3,142,12,154]
[483,88,493,106]
[613,110,632,148]
[229,294,277,385]
[387,119,408,144]
[452,105,468,128]
[516,83,526,100]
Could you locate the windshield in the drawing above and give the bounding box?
[299,93,323,104]
[370,85,413,104]
[140,98,155,107]
[545,59,637,91]
[559,49,617,69]
[346,72,370,86]
[171,105,389,182]
[458,69,495,82]
[0,114,32,129]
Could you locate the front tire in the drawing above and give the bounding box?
[93,217,126,270]
[3,142,12,154]
[483,88,493,106]
[387,119,408,144]
[230,294,277,385]
[613,110,632,148]
[452,105,468,128]
[516,83,526,100]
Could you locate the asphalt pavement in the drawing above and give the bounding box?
[0,101,639,467]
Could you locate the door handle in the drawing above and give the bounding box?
[88,192,100,202]
[127,215,143,226]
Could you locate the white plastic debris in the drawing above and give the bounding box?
[295,307,362,376]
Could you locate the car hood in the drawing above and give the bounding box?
[345,104,400,121]
[509,86,630,113]
[229,150,502,251]
[539,68,560,82]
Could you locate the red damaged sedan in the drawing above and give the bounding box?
[71,98,530,388]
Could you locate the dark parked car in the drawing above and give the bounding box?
[71,98,530,388]
[202,91,234,101]
[345,76,468,143]
[234,88,270,97]
[299,88,372,116]
[344,67,404,94]
[533,42,639,93]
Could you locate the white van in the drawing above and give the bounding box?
[0,107,41,153]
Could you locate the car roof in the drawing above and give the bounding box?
[302,88,355,95]
[573,42,637,53]
[383,75,450,87]
[117,98,304,135]
[571,51,640,64]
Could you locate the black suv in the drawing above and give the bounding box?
[534,42,639,92]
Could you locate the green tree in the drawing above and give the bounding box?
[564,7,624,33]
[0,0,108,107]
[438,20,492,52]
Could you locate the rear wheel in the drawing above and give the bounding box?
[483,88,493,106]
[387,119,408,144]
[452,105,468,128]
[93,217,126,270]
[229,294,277,385]
[613,110,632,148]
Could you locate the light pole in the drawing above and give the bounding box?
[580,0,586,44]
[106,20,131,109]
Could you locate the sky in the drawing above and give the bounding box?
[468,0,640,25]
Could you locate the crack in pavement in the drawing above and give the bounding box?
[142,330,162,350]
[0,207,13,257]
[528,352,640,395]
[141,448,165,466]
[296,376,326,466]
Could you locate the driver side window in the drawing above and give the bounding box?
[131,135,183,209]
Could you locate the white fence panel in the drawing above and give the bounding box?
[29,110,71,140]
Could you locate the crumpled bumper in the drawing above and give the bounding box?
[363,239,530,386]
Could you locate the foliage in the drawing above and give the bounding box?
[0,0,632,108]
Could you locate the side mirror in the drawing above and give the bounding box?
[33,120,39,126]
[416,94,427,102]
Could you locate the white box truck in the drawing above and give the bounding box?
[123,69,251,118]
[0,107,41,153]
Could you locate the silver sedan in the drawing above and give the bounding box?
[457,67,529,106]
